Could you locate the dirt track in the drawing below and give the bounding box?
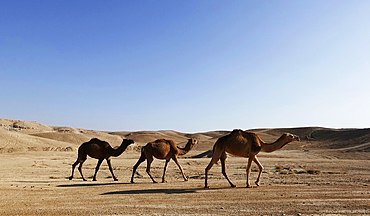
[1,150,369,215]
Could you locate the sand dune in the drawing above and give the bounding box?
[1,118,369,215]
[1,118,370,158]
[0,129,73,153]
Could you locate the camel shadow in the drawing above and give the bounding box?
[101,186,235,195]
[57,182,131,187]
[102,188,198,195]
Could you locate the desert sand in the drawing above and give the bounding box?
[1,119,369,215]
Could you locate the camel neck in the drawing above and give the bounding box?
[260,136,289,153]
[178,143,193,156]
[110,143,130,157]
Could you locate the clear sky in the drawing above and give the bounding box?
[1,1,370,132]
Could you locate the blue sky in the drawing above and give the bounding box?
[1,1,370,132]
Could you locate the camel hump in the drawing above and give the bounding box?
[231,129,243,134]
[234,130,262,153]
[146,139,173,150]
[89,138,103,142]
[226,129,244,138]
[79,138,101,148]
[86,138,111,148]
[155,139,168,143]
[152,139,176,146]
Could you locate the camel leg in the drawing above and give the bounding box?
[131,152,146,183]
[69,159,80,180]
[93,159,104,181]
[205,148,223,188]
[146,156,158,183]
[220,152,236,187]
[253,156,264,186]
[245,155,256,188]
[162,159,170,183]
[106,158,118,181]
[172,156,188,182]
[78,160,87,181]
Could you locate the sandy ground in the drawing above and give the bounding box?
[1,149,369,215]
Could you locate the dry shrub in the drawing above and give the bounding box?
[275,164,321,175]
[306,168,321,174]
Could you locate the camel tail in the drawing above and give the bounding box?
[137,145,147,158]
[77,142,87,156]
[137,146,147,162]
[211,143,220,162]
[140,146,145,153]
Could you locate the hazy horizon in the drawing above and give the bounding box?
[1,1,370,133]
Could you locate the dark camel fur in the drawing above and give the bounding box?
[131,138,198,183]
[69,138,134,181]
[205,129,299,188]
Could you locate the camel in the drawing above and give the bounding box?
[69,138,134,181]
[131,138,198,183]
[205,129,300,188]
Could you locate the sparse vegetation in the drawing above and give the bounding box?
[275,165,321,175]
[305,168,321,175]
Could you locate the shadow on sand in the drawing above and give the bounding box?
[101,186,236,195]
[57,182,131,187]
[102,188,199,195]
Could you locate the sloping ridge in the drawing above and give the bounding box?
[310,128,370,141]
[0,118,53,131]
[0,119,127,153]
[115,130,188,145]
[249,127,370,151]
[0,130,73,153]
[1,119,370,154]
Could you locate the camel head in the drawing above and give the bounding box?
[283,133,300,142]
[122,139,135,146]
[183,138,198,150]
[271,133,299,150]
[187,138,199,146]
[177,138,198,156]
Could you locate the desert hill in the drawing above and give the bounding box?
[1,118,370,158]
[1,119,369,215]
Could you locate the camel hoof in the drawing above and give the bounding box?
[184,178,189,181]
[162,180,167,183]
[246,185,252,188]
[231,184,236,188]
[114,179,118,181]
[83,179,87,181]
[255,182,260,186]
[69,177,73,180]
[92,179,97,181]
[205,185,210,189]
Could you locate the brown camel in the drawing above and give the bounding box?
[131,138,198,183]
[69,138,134,181]
[205,129,300,188]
